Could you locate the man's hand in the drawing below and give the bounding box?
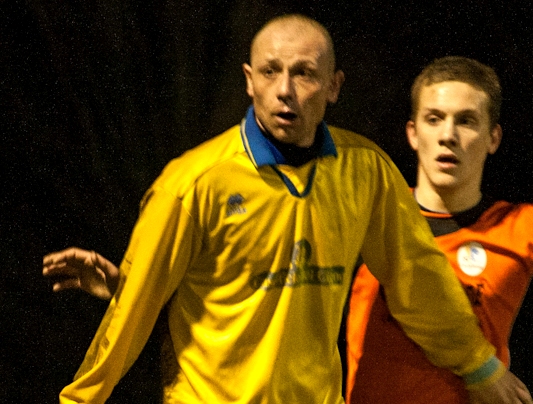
[469,370,533,404]
[43,247,119,300]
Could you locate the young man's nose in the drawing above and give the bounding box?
[439,119,459,146]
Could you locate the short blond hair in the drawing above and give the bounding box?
[411,56,502,128]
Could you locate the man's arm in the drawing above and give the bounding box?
[43,247,119,300]
[468,369,532,403]
[58,184,198,403]
[359,150,531,403]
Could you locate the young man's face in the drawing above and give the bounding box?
[407,81,501,197]
[243,20,344,147]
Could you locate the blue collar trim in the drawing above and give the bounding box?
[240,105,337,167]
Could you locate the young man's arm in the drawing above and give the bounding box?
[43,247,119,300]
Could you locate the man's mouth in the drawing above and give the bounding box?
[436,154,459,168]
[437,155,459,164]
[276,111,297,123]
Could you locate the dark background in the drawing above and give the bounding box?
[2,0,532,402]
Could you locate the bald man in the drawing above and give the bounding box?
[53,15,529,403]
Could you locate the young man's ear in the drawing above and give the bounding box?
[488,124,503,155]
[406,120,418,151]
[242,63,254,98]
[327,70,345,104]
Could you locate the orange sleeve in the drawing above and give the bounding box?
[345,264,380,402]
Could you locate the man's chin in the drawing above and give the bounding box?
[270,128,297,144]
[274,129,316,147]
[432,179,461,192]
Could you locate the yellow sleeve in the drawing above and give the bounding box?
[59,186,200,403]
[359,154,500,380]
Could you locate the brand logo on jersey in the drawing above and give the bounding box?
[249,239,345,290]
[457,241,487,276]
[226,193,246,217]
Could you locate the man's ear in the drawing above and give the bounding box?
[406,120,419,151]
[488,124,502,155]
[242,63,254,98]
[327,70,345,104]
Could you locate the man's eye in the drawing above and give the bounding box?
[426,116,440,124]
[458,117,477,126]
[295,69,314,79]
[262,68,276,78]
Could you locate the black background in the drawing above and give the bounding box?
[2,0,532,402]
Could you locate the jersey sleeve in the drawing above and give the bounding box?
[522,204,533,276]
[359,153,499,380]
[345,264,380,400]
[59,185,200,404]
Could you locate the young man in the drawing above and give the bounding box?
[346,56,533,404]
[44,17,530,403]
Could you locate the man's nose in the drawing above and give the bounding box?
[439,119,458,146]
[277,71,293,101]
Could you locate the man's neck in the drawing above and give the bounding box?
[262,128,322,167]
[414,185,482,214]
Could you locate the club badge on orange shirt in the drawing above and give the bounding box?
[457,241,487,276]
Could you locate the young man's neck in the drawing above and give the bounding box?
[414,184,482,214]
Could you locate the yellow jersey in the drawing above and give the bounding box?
[60,107,499,403]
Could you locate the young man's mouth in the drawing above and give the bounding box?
[436,154,459,168]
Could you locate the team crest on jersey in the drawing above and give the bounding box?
[226,193,246,217]
[457,241,487,276]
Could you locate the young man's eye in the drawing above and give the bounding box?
[458,117,477,126]
[426,116,440,124]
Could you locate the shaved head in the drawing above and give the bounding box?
[242,14,344,146]
[250,14,336,73]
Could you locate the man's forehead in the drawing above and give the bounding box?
[420,81,489,107]
[258,19,323,39]
[253,45,324,65]
[251,22,329,65]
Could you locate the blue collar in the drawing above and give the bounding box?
[240,105,337,167]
